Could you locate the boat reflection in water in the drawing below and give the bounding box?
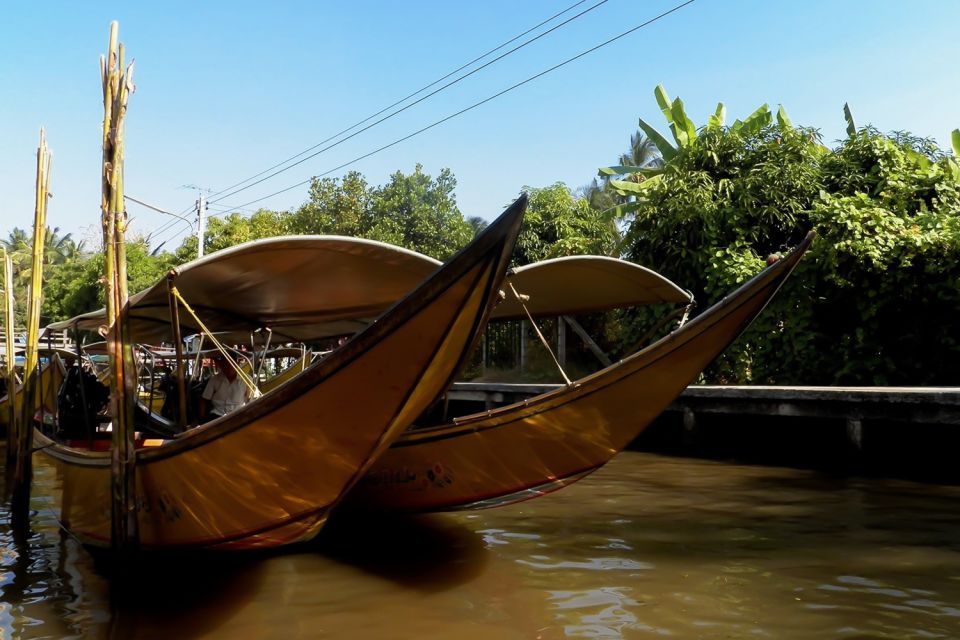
[4,450,960,639]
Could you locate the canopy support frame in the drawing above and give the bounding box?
[166,273,189,430]
[508,282,571,386]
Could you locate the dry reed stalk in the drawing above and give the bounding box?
[100,20,139,552]
[11,128,51,516]
[2,248,16,469]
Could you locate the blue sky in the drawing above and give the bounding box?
[1,1,958,251]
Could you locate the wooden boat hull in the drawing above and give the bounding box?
[346,233,815,512]
[35,197,525,549]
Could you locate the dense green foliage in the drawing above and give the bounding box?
[6,93,958,388]
[41,238,176,323]
[618,89,960,385]
[8,165,613,326]
[2,226,85,324]
[288,165,472,259]
[513,183,619,266]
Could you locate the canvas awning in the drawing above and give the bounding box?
[49,236,441,343]
[49,237,689,343]
[492,255,691,320]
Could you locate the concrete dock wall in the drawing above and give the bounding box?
[446,382,960,483]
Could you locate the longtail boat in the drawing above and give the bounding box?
[344,232,815,512]
[123,247,697,436]
[35,196,525,549]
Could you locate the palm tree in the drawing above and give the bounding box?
[43,226,84,264]
[582,132,663,213]
[1,226,84,288]
[580,178,617,212]
[466,216,488,238]
[619,131,663,170]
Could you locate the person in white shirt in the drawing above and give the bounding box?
[199,354,251,422]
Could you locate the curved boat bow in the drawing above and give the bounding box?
[35,196,526,549]
[346,232,815,512]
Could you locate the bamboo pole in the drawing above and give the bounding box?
[2,249,17,474]
[11,129,52,520]
[100,20,139,553]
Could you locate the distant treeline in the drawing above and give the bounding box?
[4,87,959,385]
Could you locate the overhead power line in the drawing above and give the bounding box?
[150,219,194,249]
[208,0,610,205]
[126,195,199,247]
[145,202,199,240]
[124,195,194,225]
[207,0,591,201]
[216,0,697,212]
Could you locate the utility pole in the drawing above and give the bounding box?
[196,192,206,258]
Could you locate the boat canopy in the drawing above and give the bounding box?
[494,255,691,320]
[49,236,441,343]
[48,237,690,342]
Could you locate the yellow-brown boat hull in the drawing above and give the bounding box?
[35,197,525,549]
[347,233,815,512]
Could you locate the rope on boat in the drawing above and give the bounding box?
[190,334,205,383]
[169,287,261,397]
[678,301,693,328]
[507,281,572,386]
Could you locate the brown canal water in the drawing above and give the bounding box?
[2,450,960,639]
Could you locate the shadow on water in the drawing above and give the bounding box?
[314,510,489,592]
[91,548,268,640]
[0,501,268,639]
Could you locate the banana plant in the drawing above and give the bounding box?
[947,129,960,182]
[776,105,793,129]
[843,103,857,137]
[729,103,773,136]
[598,87,786,207]
[707,103,726,129]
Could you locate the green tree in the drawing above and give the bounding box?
[2,226,83,286]
[204,209,289,254]
[617,86,960,385]
[513,183,619,266]
[288,171,370,237]
[43,236,175,322]
[466,216,488,237]
[366,165,472,259]
[3,226,85,323]
[288,165,473,259]
[583,133,663,213]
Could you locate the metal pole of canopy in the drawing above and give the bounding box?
[166,274,188,430]
[558,317,566,367]
[101,20,139,555]
[563,316,612,368]
[73,326,93,449]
